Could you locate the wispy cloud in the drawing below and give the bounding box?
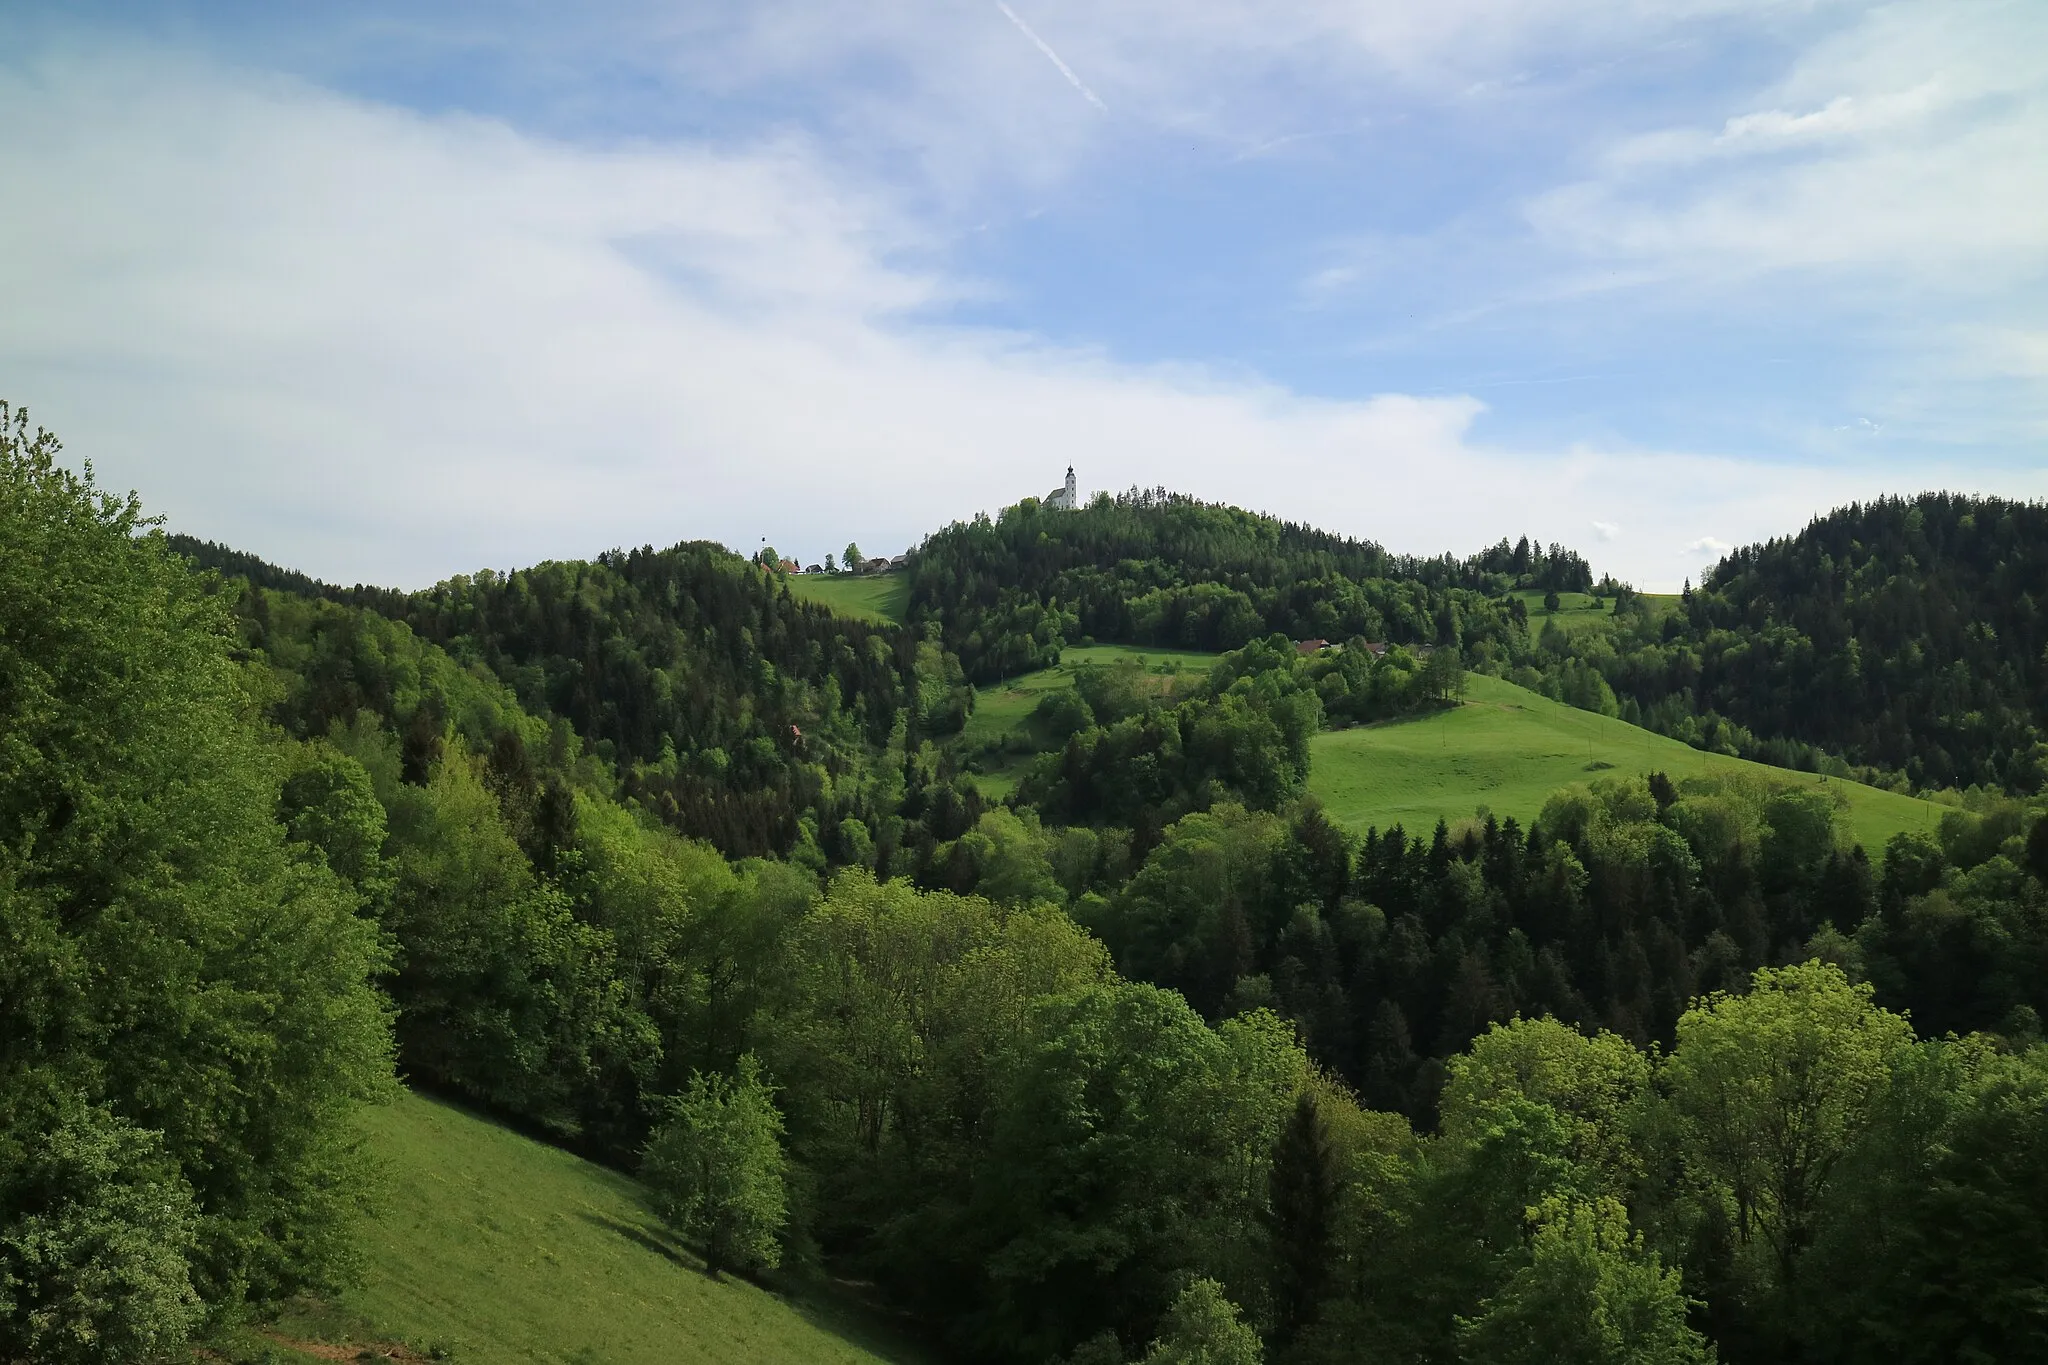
[1686,536,1732,556]
[994,2,1108,113]
[1590,519,1620,541]
[2,48,1985,593]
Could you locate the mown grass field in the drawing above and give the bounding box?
[1309,672,1941,854]
[961,644,1222,798]
[1511,589,1681,635]
[259,1092,925,1365]
[785,572,910,625]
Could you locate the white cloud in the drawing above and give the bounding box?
[2,46,2037,597]
[1590,519,1620,540]
[1532,1,2048,279]
[548,0,1852,206]
[1686,536,1733,556]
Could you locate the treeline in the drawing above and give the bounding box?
[905,491,1547,682]
[1084,770,2048,1121]
[1523,493,2048,792]
[1465,532,1598,593]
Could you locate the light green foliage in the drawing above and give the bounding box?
[280,741,392,892]
[573,795,799,1092]
[1308,672,1941,853]
[1662,962,1915,1292]
[0,1100,201,1365]
[385,751,644,1132]
[323,1091,923,1364]
[1441,1018,1651,1195]
[1457,1198,1712,1365]
[786,571,911,624]
[934,808,1065,907]
[763,870,1112,1277]
[643,1056,790,1275]
[1142,1278,1264,1365]
[0,403,392,1333]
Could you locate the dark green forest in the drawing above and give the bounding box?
[8,404,2048,1365]
[902,487,1587,682]
[1510,495,2048,793]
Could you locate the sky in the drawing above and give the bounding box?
[2,1,2043,590]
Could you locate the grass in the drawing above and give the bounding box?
[961,645,1222,799]
[1308,672,1943,855]
[785,573,910,625]
[1512,590,1683,636]
[254,1091,927,1365]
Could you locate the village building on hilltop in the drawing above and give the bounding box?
[1044,466,1079,510]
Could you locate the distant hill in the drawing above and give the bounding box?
[904,487,1586,682]
[1535,493,2048,792]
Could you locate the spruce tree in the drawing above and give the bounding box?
[1262,1092,1341,1347]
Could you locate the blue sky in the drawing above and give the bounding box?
[3,0,2043,588]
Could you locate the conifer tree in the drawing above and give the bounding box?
[1262,1092,1340,1347]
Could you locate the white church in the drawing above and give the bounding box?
[1043,466,1079,510]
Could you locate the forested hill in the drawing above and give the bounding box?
[1533,492,2048,793]
[183,535,979,863]
[906,486,1593,682]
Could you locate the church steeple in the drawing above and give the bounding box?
[1064,466,1076,507]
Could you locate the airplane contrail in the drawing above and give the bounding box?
[995,2,1108,112]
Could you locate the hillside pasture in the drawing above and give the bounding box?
[785,572,910,625]
[261,1091,924,1365]
[1309,672,1941,855]
[1513,589,1682,636]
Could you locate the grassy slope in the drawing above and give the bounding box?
[1512,590,1681,635]
[275,1092,924,1365]
[1309,672,1942,854]
[785,573,910,624]
[962,645,1222,798]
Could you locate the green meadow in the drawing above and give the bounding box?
[1308,671,1942,854]
[1512,589,1681,635]
[785,572,910,625]
[260,1092,924,1365]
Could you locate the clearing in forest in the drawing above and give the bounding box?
[1510,589,1682,635]
[1308,672,1944,855]
[784,572,911,624]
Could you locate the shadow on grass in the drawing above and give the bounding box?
[573,1209,702,1273]
[574,1198,949,1362]
[768,1273,950,1365]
